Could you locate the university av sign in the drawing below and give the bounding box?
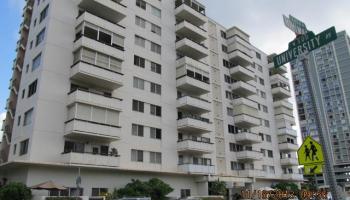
[273,26,337,67]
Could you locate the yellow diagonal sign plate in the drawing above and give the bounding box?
[304,164,323,175]
[297,136,324,165]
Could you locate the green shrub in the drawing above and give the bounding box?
[0,182,32,200]
[117,178,173,200]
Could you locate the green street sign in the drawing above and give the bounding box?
[273,26,337,68]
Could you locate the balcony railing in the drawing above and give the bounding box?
[175,0,206,16]
[68,88,123,102]
[176,19,207,32]
[77,11,125,29]
[178,136,212,144]
[178,114,210,123]
[176,37,207,49]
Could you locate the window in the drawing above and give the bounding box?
[150,104,161,117]
[150,128,162,139]
[269,166,275,174]
[13,144,17,155]
[32,53,42,71]
[224,75,232,84]
[260,91,266,99]
[132,124,144,137]
[91,188,108,197]
[256,52,261,60]
[23,108,34,126]
[151,42,161,54]
[19,139,29,155]
[267,150,273,158]
[227,107,234,117]
[226,91,233,100]
[259,78,265,85]
[151,62,161,74]
[151,6,161,18]
[266,135,272,142]
[36,28,45,46]
[28,80,38,97]
[136,0,146,10]
[132,100,144,112]
[135,16,146,28]
[220,30,226,39]
[150,83,161,94]
[22,89,25,99]
[135,35,146,47]
[39,5,49,23]
[150,152,162,164]
[222,45,228,53]
[181,189,191,198]
[133,77,145,90]
[259,133,264,141]
[17,116,21,126]
[262,105,268,113]
[264,120,270,127]
[151,24,161,35]
[131,149,143,162]
[258,65,263,72]
[134,55,145,68]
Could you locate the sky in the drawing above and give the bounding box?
[0,0,350,142]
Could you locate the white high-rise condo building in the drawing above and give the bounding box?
[0,0,302,198]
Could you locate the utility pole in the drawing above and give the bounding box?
[299,55,344,199]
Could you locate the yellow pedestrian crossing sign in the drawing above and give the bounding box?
[304,164,323,175]
[297,136,324,165]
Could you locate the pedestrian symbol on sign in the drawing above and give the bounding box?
[298,136,324,165]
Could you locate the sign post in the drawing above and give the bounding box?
[274,15,344,199]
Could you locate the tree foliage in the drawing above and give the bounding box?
[0,182,32,200]
[117,178,173,200]
[209,180,227,196]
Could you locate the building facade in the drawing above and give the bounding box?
[291,31,350,186]
[0,0,301,198]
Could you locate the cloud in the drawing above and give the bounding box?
[0,112,6,142]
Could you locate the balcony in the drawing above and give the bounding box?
[68,89,122,111]
[64,119,121,142]
[231,81,256,97]
[233,114,260,128]
[176,20,207,42]
[61,152,120,167]
[177,96,211,114]
[177,116,211,134]
[271,84,291,99]
[70,61,123,90]
[176,38,208,60]
[20,19,30,31]
[176,76,210,96]
[76,11,125,38]
[178,164,215,174]
[175,1,206,26]
[278,142,298,151]
[280,158,299,166]
[275,114,295,125]
[270,74,289,85]
[238,169,265,178]
[277,128,298,137]
[177,139,213,154]
[229,65,255,82]
[234,132,261,144]
[74,36,124,62]
[273,100,293,110]
[78,0,126,24]
[275,106,293,117]
[270,64,287,75]
[282,173,303,181]
[236,150,263,161]
[228,50,252,67]
[232,98,259,118]
[176,56,209,72]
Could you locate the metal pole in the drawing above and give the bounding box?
[300,56,344,199]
